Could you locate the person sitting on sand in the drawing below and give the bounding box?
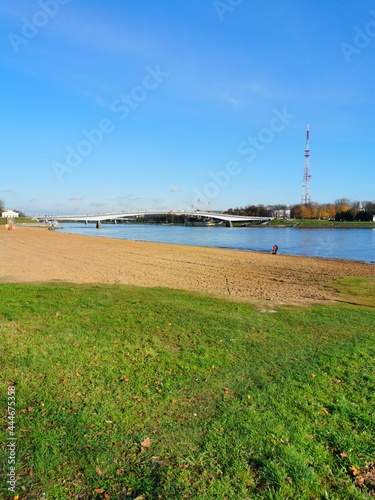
[272,244,278,255]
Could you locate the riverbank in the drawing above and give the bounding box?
[1,226,374,305]
[268,218,375,228]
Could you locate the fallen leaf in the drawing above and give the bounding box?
[95,467,103,476]
[340,451,348,459]
[61,379,68,384]
[223,387,231,394]
[119,376,129,382]
[350,466,360,476]
[307,434,315,440]
[333,378,342,384]
[94,489,104,494]
[141,437,151,449]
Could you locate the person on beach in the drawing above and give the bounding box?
[272,244,278,255]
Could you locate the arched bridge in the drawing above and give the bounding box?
[38,210,273,228]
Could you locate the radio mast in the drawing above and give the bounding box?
[301,124,311,204]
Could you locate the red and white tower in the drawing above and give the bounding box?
[301,124,311,204]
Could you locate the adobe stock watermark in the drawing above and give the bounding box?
[340,10,375,63]
[7,386,17,494]
[193,106,296,205]
[52,65,169,182]
[8,0,70,54]
[213,0,245,21]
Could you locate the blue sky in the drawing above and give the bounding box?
[1,0,374,215]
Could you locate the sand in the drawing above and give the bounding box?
[1,226,374,305]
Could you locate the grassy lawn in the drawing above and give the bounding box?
[1,281,375,499]
[0,218,38,225]
[269,218,375,228]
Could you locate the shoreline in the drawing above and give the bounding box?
[1,226,374,306]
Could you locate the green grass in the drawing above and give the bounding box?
[269,218,375,228]
[332,277,375,308]
[1,281,375,499]
[0,218,37,225]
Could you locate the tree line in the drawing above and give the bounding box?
[226,199,375,221]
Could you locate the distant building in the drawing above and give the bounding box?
[272,209,291,219]
[2,210,19,218]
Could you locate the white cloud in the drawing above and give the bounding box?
[52,9,157,58]
[0,189,17,195]
[90,202,106,207]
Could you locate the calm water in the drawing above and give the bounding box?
[59,223,375,264]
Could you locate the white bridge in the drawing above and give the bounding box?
[38,210,273,228]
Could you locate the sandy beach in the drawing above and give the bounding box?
[1,226,374,305]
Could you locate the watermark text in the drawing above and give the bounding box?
[7,386,17,494]
[8,0,70,54]
[193,106,296,204]
[213,0,245,21]
[52,65,169,182]
[340,11,375,63]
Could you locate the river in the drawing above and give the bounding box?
[59,223,375,264]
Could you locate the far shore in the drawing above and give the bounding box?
[1,217,374,230]
[1,226,374,306]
